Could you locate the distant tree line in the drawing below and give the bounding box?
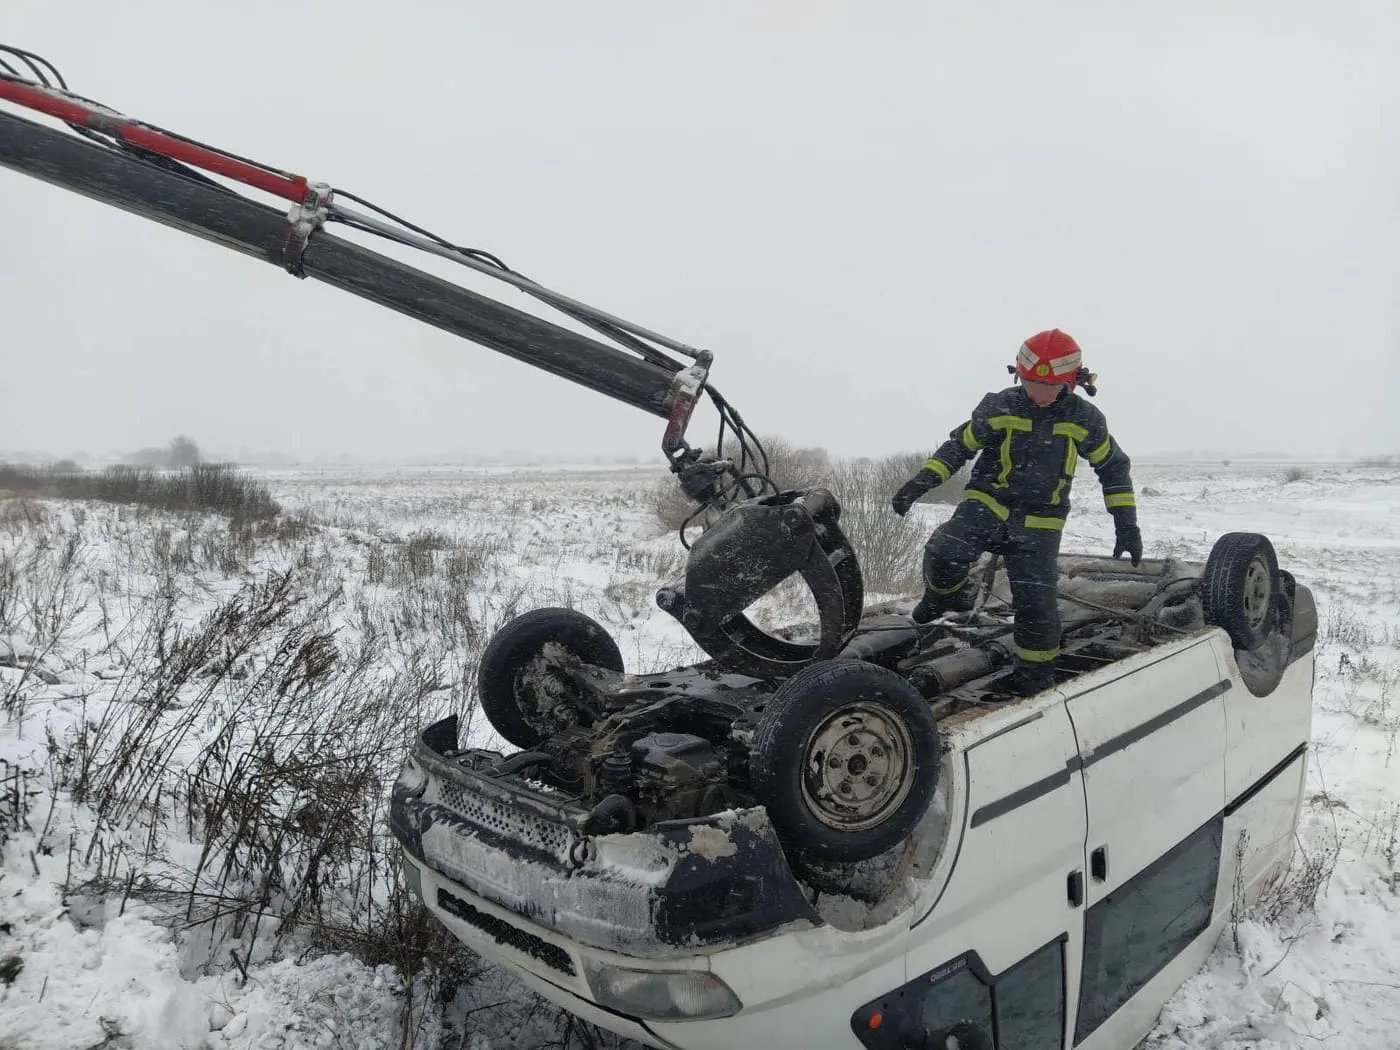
[123,434,203,469]
[0,435,280,518]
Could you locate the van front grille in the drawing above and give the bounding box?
[437,780,575,865]
[437,888,576,977]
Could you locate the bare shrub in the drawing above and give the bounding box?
[53,563,476,976]
[0,462,279,518]
[1,495,513,1014]
[650,478,699,535]
[820,452,966,596]
[1257,780,1345,924]
[10,528,89,661]
[197,518,258,575]
[151,525,195,575]
[366,542,389,584]
[757,436,833,490]
[1380,803,1400,894]
[1282,465,1308,484]
[0,760,39,853]
[395,530,454,584]
[1229,828,1250,953]
[858,450,967,507]
[0,528,92,729]
[1257,827,1343,923]
[0,497,49,532]
[338,870,487,1017]
[826,457,927,595]
[612,542,686,581]
[383,534,497,651]
[0,549,15,632]
[1322,606,1372,650]
[445,541,495,590]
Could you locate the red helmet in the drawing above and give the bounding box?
[1015,329,1083,388]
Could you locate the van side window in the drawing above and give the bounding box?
[851,940,1064,1050]
[994,939,1065,1050]
[1075,817,1223,1043]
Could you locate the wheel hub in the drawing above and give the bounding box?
[518,651,584,731]
[1243,557,1272,629]
[802,702,914,832]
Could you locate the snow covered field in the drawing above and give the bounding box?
[0,460,1395,1049]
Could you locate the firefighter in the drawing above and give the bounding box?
[890,329,1142,697]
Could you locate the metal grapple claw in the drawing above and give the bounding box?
[657,489,864,679]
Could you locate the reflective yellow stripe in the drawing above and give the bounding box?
[1024,514,1066,530]
[923,457,952,483]
[1053,422,1089,444]
[1050,422,1085,505]
[988,415,1034,430]
[987,415,1032,488]
[963,489,1010,520]
[928,576,968,596]
[1104,492,1137,509]
[1088,436,1113,465]
[1052,436,1069,512]
[1015,644,1061,663]
[961,423,981,452]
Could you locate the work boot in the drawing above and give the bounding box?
[911,586,976,624]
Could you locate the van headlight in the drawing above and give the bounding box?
[582,960,742,1021]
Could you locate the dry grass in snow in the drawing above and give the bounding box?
[0,459,1395,1049]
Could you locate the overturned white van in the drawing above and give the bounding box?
[390,532,1315,1050]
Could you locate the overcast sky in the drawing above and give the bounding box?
[3,1,1397,464]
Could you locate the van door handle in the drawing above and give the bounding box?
[1067,870,1084,908]
[1091,846,1108,882]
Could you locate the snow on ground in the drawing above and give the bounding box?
[1126,465,1400,1050]
[0,459,1395,1049]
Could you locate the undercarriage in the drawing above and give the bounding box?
[441,544,1301,856]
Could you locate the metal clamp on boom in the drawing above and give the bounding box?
[282,182,332,277]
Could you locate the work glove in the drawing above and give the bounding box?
[1112,513,1143,566]
[892,471,939,517]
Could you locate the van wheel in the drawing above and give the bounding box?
[750,660,940,863]
[1201,533,1280,652]
[477,608,623,749]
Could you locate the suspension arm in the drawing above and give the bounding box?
[0,107,690,420]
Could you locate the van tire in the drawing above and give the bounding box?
[478,608,623,749]
[750,660,940,863]
[1201,533,1280,652]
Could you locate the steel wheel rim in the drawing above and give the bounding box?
[1243,557,1272,629]
[801,701,915,832]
